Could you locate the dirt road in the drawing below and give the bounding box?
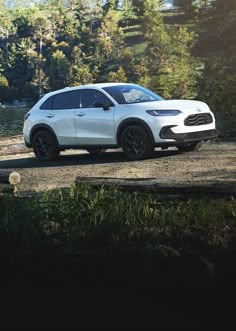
[0,135,235,192]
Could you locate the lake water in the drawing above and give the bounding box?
[0,107,29,137]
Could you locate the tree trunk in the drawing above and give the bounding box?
[0,170,21,185]
[75,176,236,197]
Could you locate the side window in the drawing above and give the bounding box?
[40,96,54,110]
[52,91,75,110]
[71,90,81,109]
[80,89,113,108]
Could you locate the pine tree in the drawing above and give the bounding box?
[143,0,199,99]
[107,66,127,82]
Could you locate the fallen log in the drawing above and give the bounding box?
[75,176,236,197]
[0,170,21,185]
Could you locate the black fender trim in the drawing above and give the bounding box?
[117,118,155,145]
[30,124,59,146]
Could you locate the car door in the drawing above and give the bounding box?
[75,89,116,145]
[41,90,77,145]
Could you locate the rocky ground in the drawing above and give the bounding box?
[0,135,235,192]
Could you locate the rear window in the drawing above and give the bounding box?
[40,95,54,110]
[40,90,81,110]
[52,91,76,109]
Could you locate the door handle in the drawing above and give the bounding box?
[45,114,55,118]
[76,113,86,117]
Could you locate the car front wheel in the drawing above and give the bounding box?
[121,124,154,160]
[177,140,204,152]
[33,130,60,161]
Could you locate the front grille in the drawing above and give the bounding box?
[184,113,213,126]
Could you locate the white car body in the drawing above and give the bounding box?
[23,83,217,161]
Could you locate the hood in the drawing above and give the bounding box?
[132,99,211,114]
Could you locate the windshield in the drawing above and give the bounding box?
[102,84,164,105]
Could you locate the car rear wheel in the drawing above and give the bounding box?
[121,124,154,160]
[33,130,60,161]
[177,140,204,152]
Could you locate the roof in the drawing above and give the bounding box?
[40,83,137,99]
[65,82,135,89]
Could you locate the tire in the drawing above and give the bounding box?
[177,140,204,153]
[32,130,60,161]
[120,124,154,160]
[87,148,106,155]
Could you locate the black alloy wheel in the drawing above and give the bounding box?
[33,130,59,161]
[121,124,154,160]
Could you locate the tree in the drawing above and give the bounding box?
[131,0,146,18]
[69,64,94,86]
[173,0,210,18]
[134,59,151,87]
[0,74,9,101]
[27,47,49,98]
[107,66,127,82]
[174,0,198,17]
[31,14,53,96]
[198,57,236,115]
[96,10,124,61]
[143,0,199,98]
[121,0,136,25]
[196,0,236,115]
[6,39,34,94]
[49,50,70,89]
[102,0,119,14]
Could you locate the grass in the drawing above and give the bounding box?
[1,184,236,259]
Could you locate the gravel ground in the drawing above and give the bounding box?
[0,135,235,192]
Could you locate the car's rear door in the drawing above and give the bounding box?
[41,90,78,146]
[75,89,116,145]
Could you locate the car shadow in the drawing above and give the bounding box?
[0,149,181,169]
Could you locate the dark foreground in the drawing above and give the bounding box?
[1,185,236,328]
[1,252,236,328]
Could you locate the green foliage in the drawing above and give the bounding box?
[196,0,236,116]
[102,0,119,14]
[96,10,124,61]
[0,74,9,101]
[121,0,136,24]
[6,38,35,99]
[0,74,8,88]
[69,64,94,86]
[0,0,234,128]
[107,65,127,82]
[131,0,164,18]
[1,185,236,257]
[198,57,236,120]
[49,50,70,89]
[174,0,198,18]
[134,59,151,87]
[143,1,199,98]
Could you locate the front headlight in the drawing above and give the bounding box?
[146,110,181,116]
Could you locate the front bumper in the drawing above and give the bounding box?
[159,126,218,143]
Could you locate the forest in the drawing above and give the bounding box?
[0,0,235,120]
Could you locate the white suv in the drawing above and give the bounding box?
[23,83,217,161]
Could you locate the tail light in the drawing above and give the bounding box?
[24,113,31,121]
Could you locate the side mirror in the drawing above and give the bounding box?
[93,102,110,110]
